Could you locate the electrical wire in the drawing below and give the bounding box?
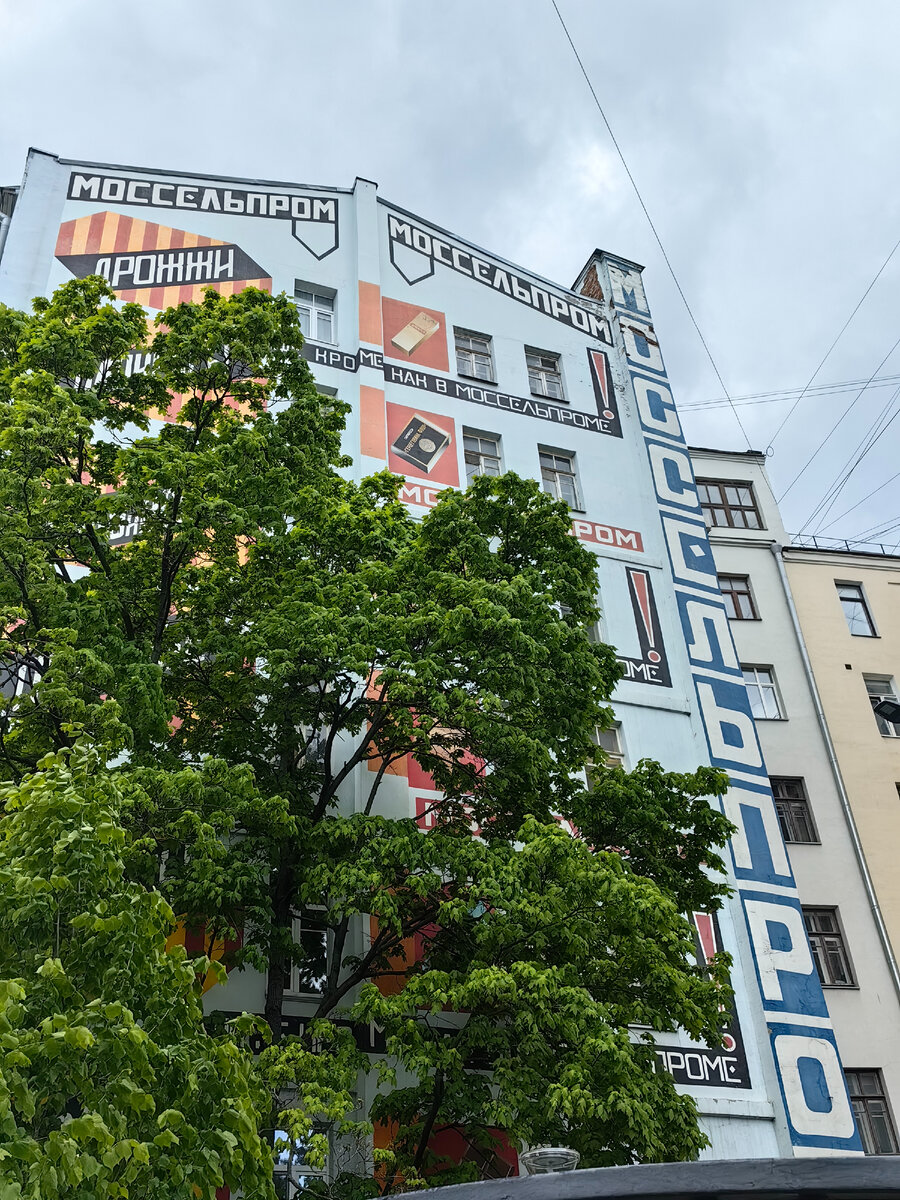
[804,386,900,532]
[778,331,900,503]
[765,230,900,452]
[549,0,753,450]
[816,467,900,533]
[680,371,900,412]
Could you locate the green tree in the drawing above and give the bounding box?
[0,278,735,1193]
[0,734,275,1199]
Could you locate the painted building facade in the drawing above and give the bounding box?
[0,148,865,1167]
[689,446,900,1156]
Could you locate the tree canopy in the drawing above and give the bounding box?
[0,278,735,1194]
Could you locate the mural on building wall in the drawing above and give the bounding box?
[386,402,459,486]
[655,910,750,1089]
[66,169,338,258]
[386,210,611,344]
[55,212,272,307]
[617,567,672,688]
[603,253,864,1153]
[382,297,449,371]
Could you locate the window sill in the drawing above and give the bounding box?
[782,839,822,847]
[458,372,496,385]
[727,616,762,622]
[530,391,569,405]
[820,982,859,991]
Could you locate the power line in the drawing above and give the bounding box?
[778,331,900,503]
[765,229,900,452]
[680,371,900,412]
[549,0,752,451]
[804,385,900,532]
[816,466,900,533]
[806,391,900,532]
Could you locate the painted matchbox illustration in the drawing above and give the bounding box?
[390,413,452,474]
[390,311,441,357]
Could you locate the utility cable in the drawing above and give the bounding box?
[680,371,900,412]
[778,331,900,503]
[816,467,900,533]
[765,229,900,451]
[805,386,900,531]
[550,0,753,450]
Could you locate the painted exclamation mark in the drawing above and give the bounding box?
[590,350,617,420]
[629,569,661,664]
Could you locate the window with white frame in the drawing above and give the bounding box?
[526,348,564,400]
[273,1129,329,1197]
[586,724,625,785]
[289,912,328,995]
[741,665,783,719]
[293,282,336,344]
[539,449,580,509]
[837,582,877,637]
[463,430,502,484]
[454,329,494,382]
[865,676,900,737]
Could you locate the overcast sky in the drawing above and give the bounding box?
[3,0,899,546]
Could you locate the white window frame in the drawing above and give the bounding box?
[865,676,900,737]
[525,347,565,401]
[293,281,336,345]
[463,429,502,484]
[836,581,877,637]
[287,911,328,996]
[454,328,494,382]
[741,665,783,720]
[273,1128,329,1197]
[539,447,581,509]
[586,723,626,785]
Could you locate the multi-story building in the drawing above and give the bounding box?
[0,148,865,1173]
[690,446,900,1156]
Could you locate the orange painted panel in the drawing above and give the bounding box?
[359,281,383,346]
[360,385,387,459]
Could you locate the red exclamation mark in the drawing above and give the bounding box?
[629,570,661,664]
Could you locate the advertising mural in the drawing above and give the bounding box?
[55,212,272,307]
[601,248,864,1152]
[386,402,459,487]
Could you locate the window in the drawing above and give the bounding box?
[526,348,564,400]
[837,583,876,637]
[742,666,783,719]
[274,1129,329,1197]
[463,431,502,484]
[846,1070,899,1154]
[771,777,817,843]
[293,282,335,344]
[865,677,900,737]
[718,574,757,620]
[803,908,854,987]
[454,329,494,382]
[696,479,763,530]
[586,724,625,785]
[289,913,328,995]
[539,449,580,508]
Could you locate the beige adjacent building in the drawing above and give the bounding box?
[783,546,900,962]
[690,446,900,1156]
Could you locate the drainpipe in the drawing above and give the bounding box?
[771,542,900,1003]
[0,211,10,265]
